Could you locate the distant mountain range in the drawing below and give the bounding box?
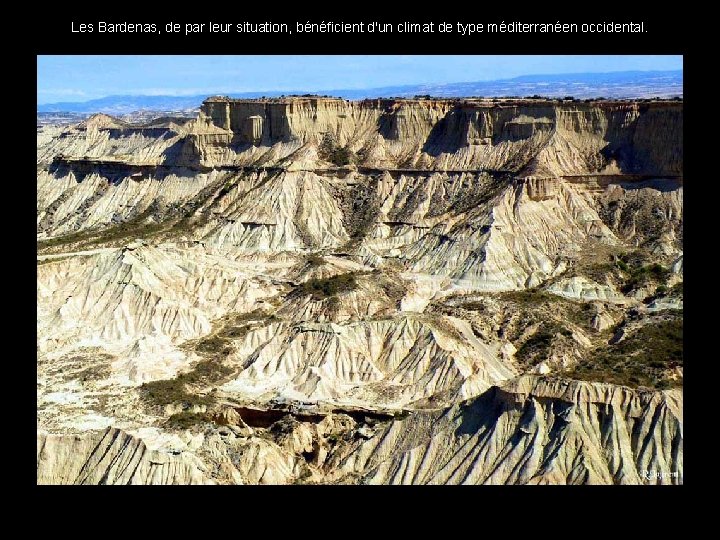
[37,70,682,114]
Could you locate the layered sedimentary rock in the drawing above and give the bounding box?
[37,97,683,484]
[220,314,516,408]
[39,98,682,175]
[37,428,210,485]
[196,97,682,175]
[331,376,683,485]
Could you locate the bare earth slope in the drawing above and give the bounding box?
[37,97,683,484]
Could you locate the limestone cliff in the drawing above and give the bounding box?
[196,97,682,175]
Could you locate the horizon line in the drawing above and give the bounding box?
[37,68,683,106]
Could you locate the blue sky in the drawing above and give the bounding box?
[37,55,682,104]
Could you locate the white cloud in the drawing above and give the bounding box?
[37,88,88,96]
[127,86,254,96]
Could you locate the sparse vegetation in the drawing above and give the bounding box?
[496,289,557,306]
[295,272,360,300]
[348,202,376,241]
[565,318,683,389]
[643,284,670,305]
[166,411,212,429]
[620,262,670,294]
[458,301,486,312]
[199,309,278,345]
[76,364,112,382]
[515,323,573,365]
[141,309,279,408]
[140,347,237,407]
[613,252,631,273]
[573,249,671,294]
[37,256,72,266]
[195,336,233,356]
[578,261,617,283]
[37,173,239,253]
[37,229,98,250]
[319,134,355,167]
[668,282,683,297]
[379,275,407,304]
[140,376,214,408]
[219,179,236,197]
[305,254,326,267]
[38,207,167,251]
[329,177,379,247]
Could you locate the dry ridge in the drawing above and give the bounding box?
[37,97,683,484]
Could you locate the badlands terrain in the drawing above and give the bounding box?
[37,96,683,484]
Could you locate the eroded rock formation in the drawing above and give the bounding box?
[37,97,683,484]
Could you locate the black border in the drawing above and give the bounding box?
[27,8,692,514]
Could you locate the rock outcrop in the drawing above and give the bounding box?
[196,97,682,175]
[331,376,683,485]
[37,428,210,485]
[37,97,683,484]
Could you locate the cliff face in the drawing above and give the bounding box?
[196,98,683,175]
[38,98,682,176]
[37,97,683,485]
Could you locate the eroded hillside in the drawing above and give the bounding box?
[36,97,683,484]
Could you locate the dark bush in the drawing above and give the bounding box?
[515,323,572,365]
[319,134,355,167]
[565,318,682,389]
[621,263,670,294]
[296,273,359,300]
[305,254,326,267]
[166,412,211,429]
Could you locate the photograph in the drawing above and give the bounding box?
[37,55,683,485]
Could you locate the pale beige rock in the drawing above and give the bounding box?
[330,376,682,485]
[37,428,211,485]
[548,276,628,304]
[221,314,516,409]
[36,98,683,485]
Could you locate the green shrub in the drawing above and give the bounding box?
[166,411,211,429]
[497,289,555,306]
[219,180,236,197]
[319,134,355,167]
[565,318,682,389]
[296,273,359,300]
[669,282,683,297]
[515,323,571,365]
[615,258,629,273]
[621,262,670,294]
[305,254,326,267]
